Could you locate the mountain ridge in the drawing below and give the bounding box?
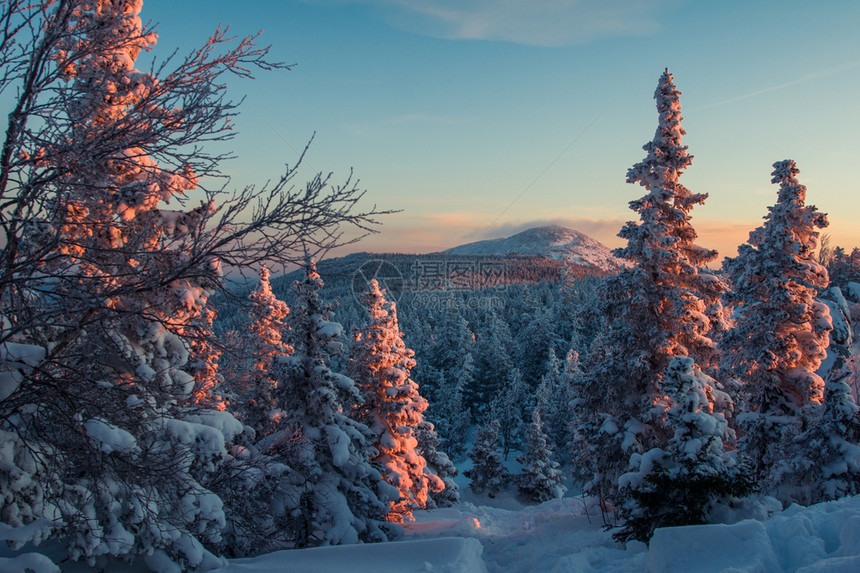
[442,224,626,273]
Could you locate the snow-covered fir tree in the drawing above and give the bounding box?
[722,160,832,492]
[536,348,577,454]
[616,69,725,369]
[517,409,566,503]
[349,279,444,523]
[573,69,728,512]
[491,367,528,459]
[464,420,511,497]
[431,355,473,458]
[473,310,516,410]
[239,266,292,437]
[770,372,860,506]
[614,357,752,543]
[271,263,399,545]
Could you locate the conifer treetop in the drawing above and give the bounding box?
[608,69,723,367]
[626,68,692,187]
[248,265,292,367]
[618,69,717,272]
[751,159,830,281]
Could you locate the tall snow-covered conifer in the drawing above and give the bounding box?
[517,409,566,503]
[723,160,833,493]
[271,262,398,545]
[574,70,728,511]
[349,279,444,522]
[240,266,292,437]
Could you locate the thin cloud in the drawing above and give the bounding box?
[387,113,465,126]
[321,0,671,46]
[466,217,625,243]
[697,60,860,110]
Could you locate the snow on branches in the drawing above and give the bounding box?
[573,70,728,511]
[349,279,444,522]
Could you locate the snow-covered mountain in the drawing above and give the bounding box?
[443,225,627,273]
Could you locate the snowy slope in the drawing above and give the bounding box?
[442,225,627,273]
[6,494,860,571]
[215,494,860,573]
[215,537,486,573]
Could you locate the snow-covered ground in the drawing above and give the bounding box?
[7,444,860,573]
[6,488,860,572]
[210,493,860,573]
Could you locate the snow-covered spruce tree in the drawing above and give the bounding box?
[573,70,728,513]
[237,266,292,437]
[722,160,832,492]
[206,266,297,556]
[464,420,511,497]
[0,1,388,567]
[535,347,577,453]
[517,409,566,503]
[518,306,558,384]
[271,262,399,545]
[614,357,753,543]
[491,367,528,459]
[431,354,473,459]
[472,310,516,412]
[349,279,444,522]
[770,373,860,505]
[616,69,725,370]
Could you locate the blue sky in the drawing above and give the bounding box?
[143,0,860,258]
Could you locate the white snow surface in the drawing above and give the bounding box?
[8,486,860,572]
[207,493,860,573]
[214,537,486,573]
[442,225,628,272]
